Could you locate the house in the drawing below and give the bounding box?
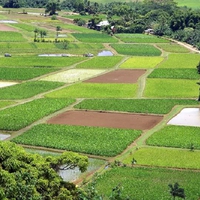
[144,28,154,34]
[96,20,110,31]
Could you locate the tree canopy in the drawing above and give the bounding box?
[0,141,88,199]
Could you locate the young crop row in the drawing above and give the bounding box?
[45,83,138,98]
[148,68,199,79]
[156,43,190,53]
[95,167,200,199]
[0,56,86,67]
[119,56,164,69]
[74,99,199,114]
[116,33,169,43]
[12,124,142,156]
[146,125,200,149]
[124,147,200,169]
[0,67,58,81]
[110,44,162,56]
[10,23,36,32]
[158,53,200,68]
[72,33,118,43]
[0,81,64,100]
[0,31,26,42]
[76,56,123,69]
[144,78,198,98]
[0,98,75,131]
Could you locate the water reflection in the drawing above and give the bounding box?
[98,50,113,56]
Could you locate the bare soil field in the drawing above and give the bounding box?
[84,69,146,83]
[0,24,17,31]
[47,110,163,130]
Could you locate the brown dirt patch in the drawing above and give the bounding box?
[84,69,146,83]
[47,110,163,130]
[0,24,17,31]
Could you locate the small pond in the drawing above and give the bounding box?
[98,50,113,56]
[25,149,106,182]
[167,108,200,127]
[0,20,18,23]
[0,133,10,140]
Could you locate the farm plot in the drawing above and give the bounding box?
[156,43,190,53]
[40,69,106,83]
[124,147,200,169]
[168,108,200,127]
[158,53,200,68]
[9,23,36,32]
[148,68,199,79]
[116,33,169,43]
[45,83,137,98]
[0,31,26,42]
[0,56,87,67]
[0,24,17,31]
[146,125,200,149]
[74,99,199,114]
[110,44,161,56]
[144,78,198,98]
[76,56,123,69]
[0,81,64,100]
[95,167,200,200]
[0,101,16,109]
[12,124,142,156]
[119,56,164,69]
[72,33,118,43]
[47,110,163,130]
[84,69,146,83]
[0,98,75,131]
[0,67,58,81]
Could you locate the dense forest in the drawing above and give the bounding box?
[0,0,200,46]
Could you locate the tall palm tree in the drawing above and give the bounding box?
[168,182,185,200]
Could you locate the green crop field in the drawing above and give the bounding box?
[0,98,75,131]
[95,167,200,199]
[12,124,142,156]
[0,31,27,42]
[156,43,190,53]
[111,44,162,56]
[146,125,200,149]
[116,33,169,43]
[0,101,16,109]
[175,0,200,9]
[0,56,86,67]
[124,147,200,169]
[75,99,199,114]
[0,67,58,81]
[144,78,198,98]
[119,56,164,69]
[76,56,123,69]
[72,33,118,43]
[10,23,36,32]
[159,53,200,68]
[45,83,137,98]
[148,68,199,79]
[0,81,64,100]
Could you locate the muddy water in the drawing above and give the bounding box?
[167,108,200,127]
[0,81,18,88]
[98,50,113,56]
[0,133,10,140]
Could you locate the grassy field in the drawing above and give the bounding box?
[45,83,138,98]
[95,167,200,199]
[144,78,198,98]
[0,56,87,67]
[148,68,199,79]
[111,44,162,56]
[12,124,142,156]
[75,99,199,114]
[0,31,27,42]
[175,0,200,9]
[76,56,123,69]
[0,98,75,131]
[0,67,58,80]
[72,33,118,43]
[116,33,169,43]
[0,101,16,109]
[123,147,200,169]
[146,125,200,149]
[156,43,190,53]
[159,53,200,68]
[0,81,64,100]
[119,56,164,69]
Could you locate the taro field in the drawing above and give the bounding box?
[0,9,200,200]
